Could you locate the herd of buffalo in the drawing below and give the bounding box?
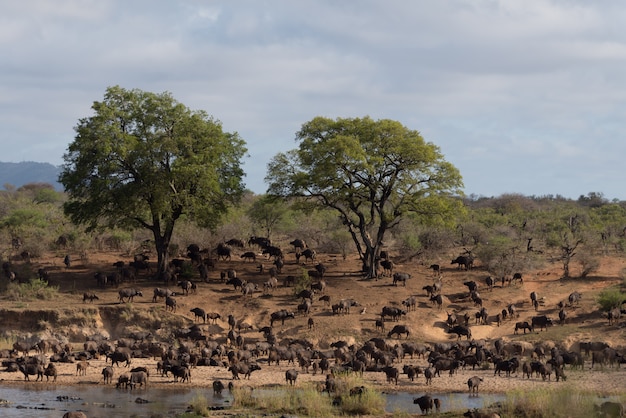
[2,237,625,417]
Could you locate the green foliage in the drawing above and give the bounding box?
[186,392,211,416]
[266,116,464,278]
[231,377,384,417]
[1,208,47,231]
[33,188,63,204]
[177,260,195,279]
[5,279,59,301]
[59,86,247,272]
[246,195,289,239]
[502,386,602,418]
[597,288,625,311]
[294,269,312,295]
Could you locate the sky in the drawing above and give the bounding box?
[2,0,626,200]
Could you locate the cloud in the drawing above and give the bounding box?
[2,1,626,199]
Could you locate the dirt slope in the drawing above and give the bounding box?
[1,248,625,396]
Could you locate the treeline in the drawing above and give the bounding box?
[1,183,625,281]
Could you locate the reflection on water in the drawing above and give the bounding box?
[385,391,506,414]
[0,383,508,417]
[0,384,233,418]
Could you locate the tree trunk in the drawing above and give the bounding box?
[562,257,570,278]
[151,222,174,277]
[154,234,169,277]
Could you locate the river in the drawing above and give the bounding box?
[0,384,505,417]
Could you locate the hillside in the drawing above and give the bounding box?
[0,161,62,190]
[1,247,625,399]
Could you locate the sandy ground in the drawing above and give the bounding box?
[1,347,625,398]
[1,249,626,404]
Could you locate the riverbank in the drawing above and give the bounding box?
[2,355,625,397]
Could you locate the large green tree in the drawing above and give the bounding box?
[266,116,463,278]
[60,86,247,274]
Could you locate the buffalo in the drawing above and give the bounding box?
[270,309,295,326]
[392,272,410,286]
[413,394,434,414]
[190,307,207,323]
[301,248,316,263]
[430,293,443,309]
[262,245,283,260]
[107,350,132,367]
[514,321,533,334]
[494,358,519,377]
[451,255,474,270]
[387,325,410,339]
[169,365,190,383]
[608,308,621,326]
[240,251,257,262]
[215,243,232,261]
[213,380,225,394]
[568,291,582,306]
[511,272,523,285]
[467,376,483,394]
[44,363,57,382]
[531,315,553,331]
[285,369,299,385]
[434,358,461,376]
[130,370,149,388]
[102,366,114,384]
[381,366,400,385]
[464,280,479,293]
[381,306,406,321]
[290,238,307,251]
[429,264,441,276]
[229,362,261,380]
[18,364,44,381]
[379,259,394,277]
[402,296,417,312]
[226,277,245,291]
[118,288,142,303]
[448,325,472,340]
[165,296,177,312]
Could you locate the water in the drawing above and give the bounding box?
[385,391,506,414]
[0,384,233,418]
[0,384,507,417]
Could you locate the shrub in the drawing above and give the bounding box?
[293,269,312,295]
[5,279,59,301]
[187,392,210,416]
[231,377,385,417]
[579,254,600,278]
[597,288,625,311]
[177,261,195,280]
[502,386,599,418]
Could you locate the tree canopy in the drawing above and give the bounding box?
[265,116,463,278]
[59,86,247,273]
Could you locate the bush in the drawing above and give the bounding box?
[597,288,625,311]
[579,254,600,278]
[5,279,59,301]
[293,269,312,295]
[502,386,600,418]
[177,261,195,280]
[187,392,210,416]
[231,377,385,417]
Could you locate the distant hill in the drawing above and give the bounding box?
[0,161,63,191]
